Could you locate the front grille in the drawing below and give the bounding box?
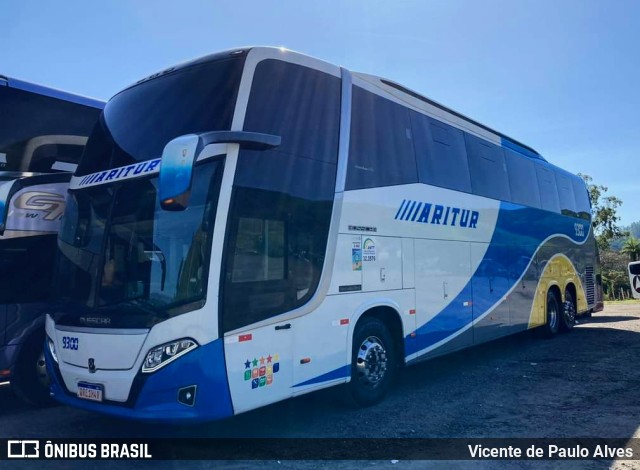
[585,266,595,305]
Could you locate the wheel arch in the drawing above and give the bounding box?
[565,282,577,306]
[349,302,406,367]
[547,283,562,306]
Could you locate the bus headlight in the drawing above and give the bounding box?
[142,338,198,373]
[47,337,58,364]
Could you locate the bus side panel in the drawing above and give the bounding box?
[412,239,473,357]
[291,289,416,395]
[471,242,511,343]
[507,244,538,330]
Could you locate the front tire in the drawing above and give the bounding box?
[11,333,53,406]
[560,290,576,332]
[346,317,396,407]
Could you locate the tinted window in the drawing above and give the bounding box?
[556,171,577,216]
[572,177,591,220]
[630,264,640,276]
[346,86,417,190]
[76,57,244,176]
[410,111,471,192]
[504,148,541,207]
[0,235,57,303]
[535,164,560,213]
[222,63,339,332]
[465,133,511,201]
[243,59,341,164]
[56,160,223,313]
[0,86,100,172]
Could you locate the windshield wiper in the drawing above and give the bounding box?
[112,297,169,319]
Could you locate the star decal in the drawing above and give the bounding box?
[259,356,265,365]
[267,354,273,363]
[252,358,258,367]
[244,359,251,369]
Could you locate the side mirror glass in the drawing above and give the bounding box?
[158,134,200,211]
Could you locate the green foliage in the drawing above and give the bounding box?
[621,236,640,262]
[629,221,640,239]
[578,173,628,250]
[599,249,632,299]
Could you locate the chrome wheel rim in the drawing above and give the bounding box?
[564,298,576,324]
[36,350,50,388]
[356,336,388,388]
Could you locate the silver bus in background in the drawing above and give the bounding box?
[0,75,104,405]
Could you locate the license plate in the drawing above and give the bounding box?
[77,382,103,402]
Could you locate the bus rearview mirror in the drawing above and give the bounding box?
[159,131,281,211]
[159,135,200,211]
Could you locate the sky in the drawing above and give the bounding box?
[2,0,639,224]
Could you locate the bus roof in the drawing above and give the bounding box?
[0,75,105,109]
[108,46,550,164]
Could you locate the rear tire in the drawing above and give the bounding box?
[346,317,396,407]
[560,290,576,333]
[541,290,560,338]
[11,333,53,406]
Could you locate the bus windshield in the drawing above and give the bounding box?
[57,160,224,314]
[55,56,244,323]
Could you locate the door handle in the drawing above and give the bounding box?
[275,323,291,331]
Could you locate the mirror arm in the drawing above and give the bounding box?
[198,131,281,151]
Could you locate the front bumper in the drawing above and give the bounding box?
[46,338,234,423]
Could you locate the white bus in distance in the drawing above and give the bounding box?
[629,261,640,300]
[46,47,602,422]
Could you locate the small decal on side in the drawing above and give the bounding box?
[244,354,279,390]
[363,238,376,262]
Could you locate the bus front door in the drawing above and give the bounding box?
[224,321,294,415]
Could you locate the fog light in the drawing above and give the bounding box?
[178,385,197,407]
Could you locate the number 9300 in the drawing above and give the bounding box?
[62,336,79,350]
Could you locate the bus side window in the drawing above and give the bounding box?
[465,133,511,201]
[222,60,339,333]
[504,148,541,208]
[535,163,561,213]
[410,111,471,193]
[572,177,592,221]
[346,86,417,190]
[556,172,577,217]
[242,59,340,164]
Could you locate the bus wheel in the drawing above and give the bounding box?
[560,290,576,332]
[347,317,396,407]
[542,290,560,338]
[11,333,53,406]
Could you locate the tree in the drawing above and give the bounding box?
[621,236,640,262]
[629,221,640,239]
[578,174,628,250]
[599,249,632,299]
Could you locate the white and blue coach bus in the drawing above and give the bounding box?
[46,47,602,422]
[0,75,103,404]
